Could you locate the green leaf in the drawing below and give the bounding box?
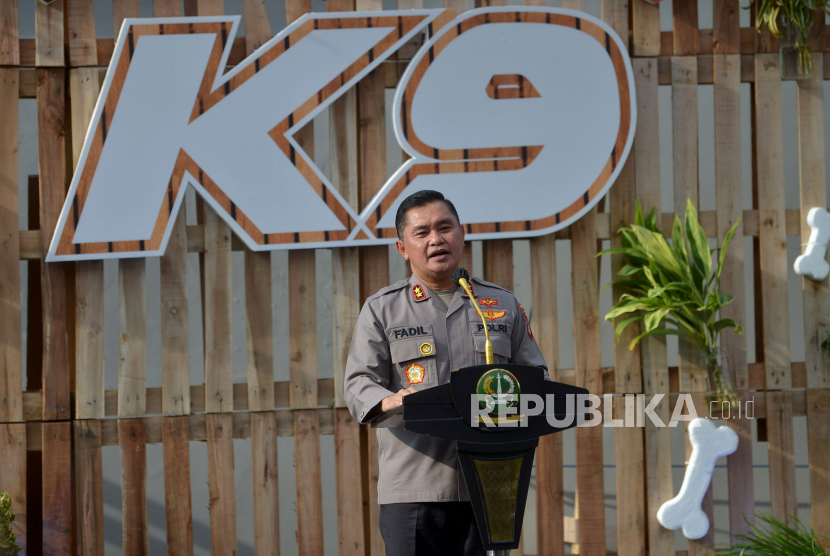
[684,199,712,282]
[618,264,642,277]
[713,318,741,335]
[644,308,670,332]
[614,314,645,341]
[628,327,683,351]
[715,215,742,286]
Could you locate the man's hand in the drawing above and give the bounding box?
[381,387,418,412]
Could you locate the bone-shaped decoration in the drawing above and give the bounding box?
[794,207,830,281]
[656,418,738,540]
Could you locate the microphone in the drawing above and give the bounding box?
[452,268,494,365]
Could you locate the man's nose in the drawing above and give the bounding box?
[428,230,445,244]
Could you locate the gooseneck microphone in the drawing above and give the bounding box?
[452,268,494,365]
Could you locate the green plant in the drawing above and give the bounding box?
[746,0,830,74]
[600,199,743,403]
[712,513,827,555]
[0,492,21,556]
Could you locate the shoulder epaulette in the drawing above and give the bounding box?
[470,276,513,294]
[367,279,408,301]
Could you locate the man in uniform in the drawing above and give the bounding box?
[344,190,548,555]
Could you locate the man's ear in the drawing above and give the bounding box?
[460,222,466,242]
[395,239,409,261]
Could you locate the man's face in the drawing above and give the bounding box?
[395,201,465,284]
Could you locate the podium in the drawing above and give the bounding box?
[373,363,588,555]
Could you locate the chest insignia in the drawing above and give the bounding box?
[412,284,426,300]
[419,342,434,356]
[405,363,425,384]
[479,298,499,307]
[478,309,506,321]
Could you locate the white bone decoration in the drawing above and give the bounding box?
[794,207,830,281]
[656,418,738,540]
[46,7,636,261]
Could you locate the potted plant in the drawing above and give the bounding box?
[746,0,830,80]
[600,199,743,405]
[0,492,21,556]
[713,513,827,555]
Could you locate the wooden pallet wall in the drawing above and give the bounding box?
[0,0,828,554]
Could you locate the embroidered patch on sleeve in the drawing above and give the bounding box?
[520,303,534,340]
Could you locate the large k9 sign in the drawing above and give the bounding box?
[47,7,636,262]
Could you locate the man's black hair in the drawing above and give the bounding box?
[395,190,461,240]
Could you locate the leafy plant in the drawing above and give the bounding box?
[712,513,827,555]
[745,0,830,74]
[599,199,743,403]
[0,492,21,556]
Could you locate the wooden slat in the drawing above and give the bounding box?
[66,0,96,66]
[483,239,513,290]
[161,211,191,415]
[633,58,661,229]
[631,0,660,57]
[713,0,740,55]
[0,0,19,65]
[42,422,71,555]
[0,68,22,423]
[797,55,830,390]
[251,412,280,556]
[206,413,238,555]
[288,249,318,409]
[613,398,645,556]
[243,0,272,53]
[35,0,64,67]
[37,67,70,421]
[755,54,792,390]
[75,421,104,555]
[162,416,193,556]
[0,424,27,553]
[672,0,698,56]
[766,391,797,522]
[685,393,714,554]
[119,419,149,554]
[70,67,105,420]
[806,389,830,537]
[294,410,324,554]
[334,408,364,556]
[118,259,147,416]
[530,233,563,556]
[571,207,605,556]
[204,206,234,413]
[112,0,140,37]
[152,0,182,17]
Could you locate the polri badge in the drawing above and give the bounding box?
[419,342,434,356]
[405,362,425,384]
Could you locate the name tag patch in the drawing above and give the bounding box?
[477,323,508,333]
[393,326,429,339]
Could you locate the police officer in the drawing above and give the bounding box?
[344,190,548,556]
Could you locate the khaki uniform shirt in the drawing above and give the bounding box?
[344,274,549,504]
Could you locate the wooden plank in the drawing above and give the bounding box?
[0,0,19,66]
[35,0,63,67]
[766,391,797,522]
[685,393,714,555]
[161,211,191,415]
[672,0,699,56]
[75,421,104,556]
[243,0,272,54]
[334,408,364,556]
[332,246,359,408]
[42,422,71,555]
[162,416,193,556]
[755,54,791,390]
[713,0,740,55]
[66,0,96,66]
[530,233,563,556]
[112,0,140,37]
[294,410,324,554]
[631,0,660,57]
[571,207,605,556]
[153,0,182,17]
[70,67,105,421]
[806,389,830,537]
[251,413,280,556]
[288,249,318,409]
[0,424,27,553]
[0,68,22,423]
[119,419,149,554]
[246,250,275,411]
[633,58,661,230]
[118,259,147,416]
[206,413,238,555]
[614,398,646,556]
[204,206,234,413]
[37,67,70,421]
[483,239,513,290]
[797,55,830,389]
